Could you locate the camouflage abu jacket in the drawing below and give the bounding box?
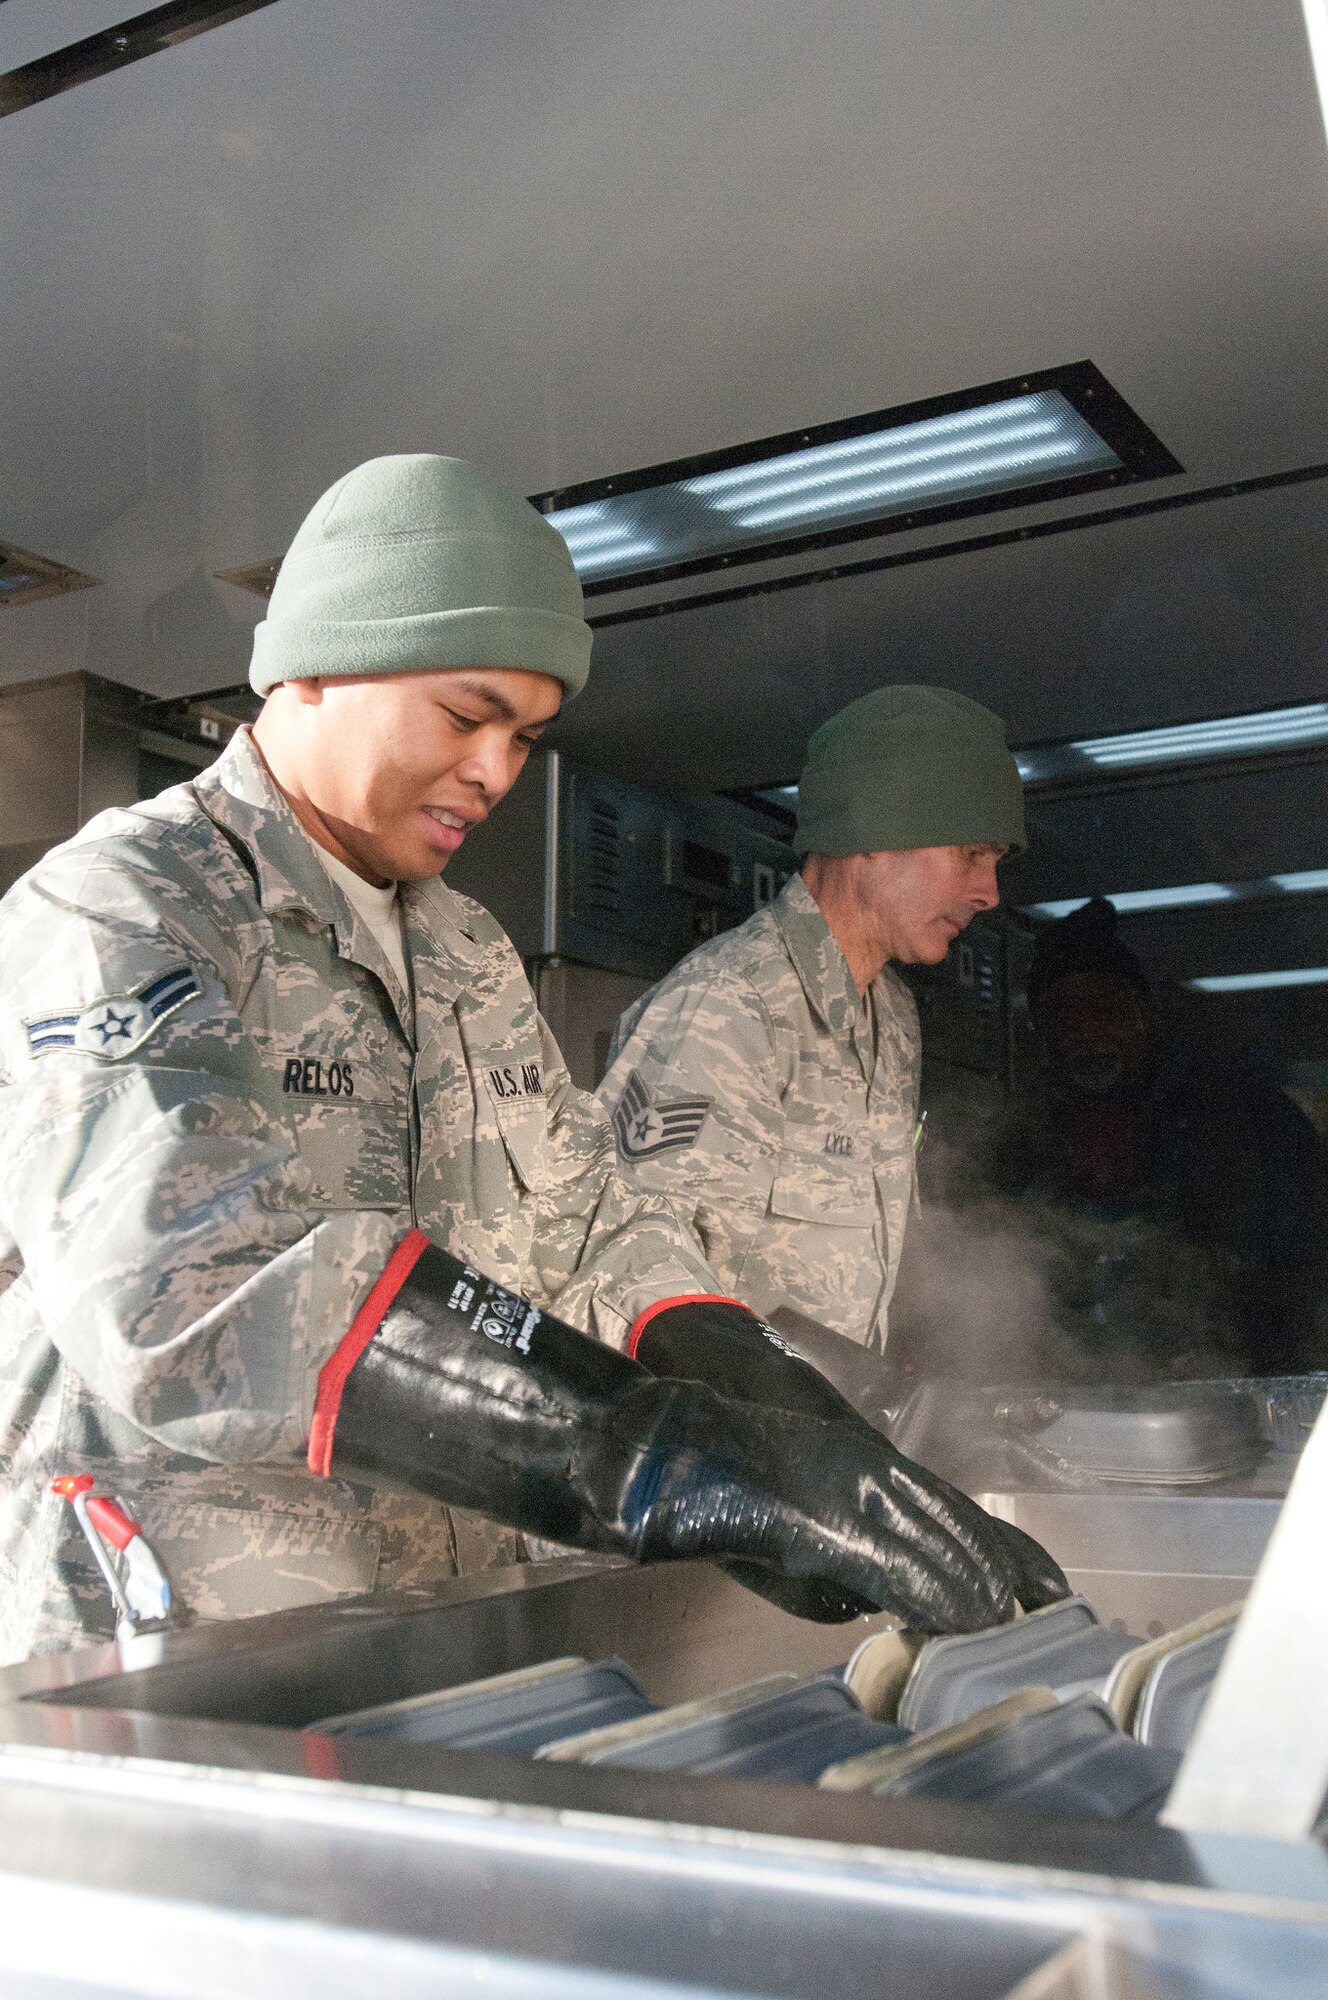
[598,875,922,1352]
[0,728,715,1663]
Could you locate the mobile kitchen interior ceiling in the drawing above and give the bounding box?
[2,0,1327,1011]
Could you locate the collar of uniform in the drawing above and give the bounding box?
[770,872,863,1045]
[400,873,483,1032]
[194,727,422,1024]
[195,729,347,924]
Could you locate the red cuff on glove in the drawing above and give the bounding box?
[626,1292,750,1361]
[308,1227,431,1476]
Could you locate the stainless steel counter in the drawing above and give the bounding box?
[1,1558,1326,2000]
[976,1467,1289,1632]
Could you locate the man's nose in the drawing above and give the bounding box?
[453,730,509,800]
[971,863,1001,910]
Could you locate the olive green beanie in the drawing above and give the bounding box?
[249,454,592,697]
[794,684,1027,856]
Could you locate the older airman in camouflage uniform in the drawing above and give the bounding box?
[603,875,923,1348]
[0,457,718,1663]
[600,686,1029,1354]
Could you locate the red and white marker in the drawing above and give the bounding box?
[51,1475,174,1638]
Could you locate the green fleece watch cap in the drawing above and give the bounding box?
[249,453,592,697]
[794,684,1027,856]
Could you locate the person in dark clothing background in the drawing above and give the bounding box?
[989,897,1328,1380]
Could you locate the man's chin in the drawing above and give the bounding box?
[913,932,954,965]
[395,852,453,884]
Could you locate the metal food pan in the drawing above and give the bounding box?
[551,1671,906,1783]
[1133,1626,1232,1753]
[897,1599,1138,1734]
[885,1694,1181,1823]
[313,1653,653,1755]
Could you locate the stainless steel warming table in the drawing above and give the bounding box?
[0,1575,1322,1993]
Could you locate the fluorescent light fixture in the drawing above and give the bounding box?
[542,501,661,575]
[0,537,100,609]
[1017,702,1328,782]
[1026,869,1328,921]
[1076,705,1328,767]
[531,362,1178,592]
[1272,868,1328,893]
[1188,969,1328,993]
[1027,884,1234,919]
[685,399,1092,530]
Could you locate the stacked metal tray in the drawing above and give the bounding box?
[312,1593,1240,1820]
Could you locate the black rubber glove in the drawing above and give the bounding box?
[630,1298,1070,1617]
[323,1241,1035,1634]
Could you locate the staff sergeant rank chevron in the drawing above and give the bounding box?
[611,1068,712,1161]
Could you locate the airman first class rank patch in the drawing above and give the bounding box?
[24,965,202,1060]
[612,1068,711,1160]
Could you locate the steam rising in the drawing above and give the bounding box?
[889,1114,1245,1386]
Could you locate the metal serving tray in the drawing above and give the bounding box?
[549,1670,908,1783]
[1134,1626,1233,1753]
[314,1653,653,1755]
[883,1694,1181,1823]
[1029,1385,1263,1486]
[897,1598,1139,1733]
[1,1561,1326,1998]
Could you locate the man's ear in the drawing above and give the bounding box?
[288,678,324,706]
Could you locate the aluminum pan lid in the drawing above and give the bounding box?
[884,1693,1181,1822]
[1030,1384,1262,1485]
[897,1597,1140,1734]
[1134,1625,1232,1752]
[310,1655,652,1755]
[550,1671,905,1782]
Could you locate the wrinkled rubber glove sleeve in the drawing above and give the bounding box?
[631,1293,877,1622]
[314,1241,1025,1633]
[632,1297,1070,1615]
[308,1227,433,1475]
[630,1293,852,1420]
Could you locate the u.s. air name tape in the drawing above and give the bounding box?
[484,1061,544,1103]
[24,965,202,1060]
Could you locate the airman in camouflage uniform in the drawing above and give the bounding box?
[0,452,1068,1662]
[600,686,1029,1355]
[0,455,726,1663]
[0,725,726,1661]
[602,874,922,1348]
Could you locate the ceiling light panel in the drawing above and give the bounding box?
[545,394,1112,585]
[1272,868,1328,893]
[0,538,101,608]
[535,362,1178,594]
[1026,884,1234,919]
[1026,869,1328,922]
[1077,705,1328,766]
[1016,703,1328,783]
[1188,969,1328,992]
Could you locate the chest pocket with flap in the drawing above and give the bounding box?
[480,1056,549,1196]
[281,1061,408,1210]
[768,1141,875,1227]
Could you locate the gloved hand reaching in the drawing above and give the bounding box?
[630,1295,1070,1620]
[313,1235,1062,1635]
